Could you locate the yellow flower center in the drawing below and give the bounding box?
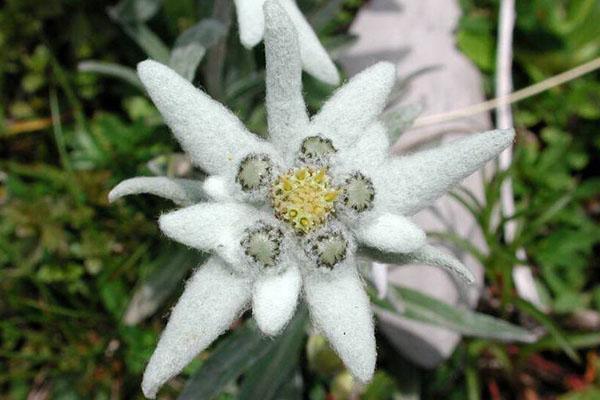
[270,167,339,234]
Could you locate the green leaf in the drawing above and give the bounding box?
[558,387,600,400]
[108,0,168,61]
[122,247,204,325]
[238,307,308,400]
[363,371,398,400]
[108,0,162,23]
[515,299,580,362]
[308,0,347,30]
[78,61,144,90]
[272,369,303,400]
[169,19,227,82]
[456,14,495,71]
[111,19,170,63]
[376,285,537,343]
[526,331,600,354]
[178,321,275,400]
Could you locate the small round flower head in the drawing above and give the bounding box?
[305,227,350,269]
[241,222,284,268]
[341,172,375,213]
[236,154,274,193]
[113,2,515,397]
[298,136,337,166]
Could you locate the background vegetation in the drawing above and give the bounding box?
[0,0,598,399]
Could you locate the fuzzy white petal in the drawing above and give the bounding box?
[304,266,376,382]
[137,60,279,175]
[374,129,515,216]
[361,245,475,284]
[332,122,389,175]
[311,62,396,150]
[409,245,475,284]
[263,0,309,161]
[202,175,233,202]
[159,203,258,267]
[278,0,340,85]
[372,262,389,299]
[142,257,251,398]
[234,0,266,48]
[109,177,205,206]
[354,213,426,254]
[253,264,301,336]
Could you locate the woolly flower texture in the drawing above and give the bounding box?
[234,0,339,85]
[109,1,514,398]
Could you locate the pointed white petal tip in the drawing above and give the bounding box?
[360,61,396,91]
[107,187,121,204]
[141,378,158,399]
[202,175,231,201]
[253,266,301,336]
[317,65,341,86]
[479,128,516,154]
[108,177,205,206]
[496,127,516,145]
[137,59,162,82]
[240,35,262,49]
[372,61,397,81]
[235,0,265,49]
[304,267,376,384]
[355,214,426,254]
[141,258,251,398]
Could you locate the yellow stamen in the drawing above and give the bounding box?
[270,167,340,234]
[295,169,307,180]
[324,191,338,202]
[315,169,326,183]
[283,179,293,191]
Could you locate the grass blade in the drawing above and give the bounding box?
[78,61,144,90]
[515,299,580,362]
[122,248,204,325]
[169,19,226,82]
[375,285,538,343]
[178,321,275,400]
[238,307,308,400]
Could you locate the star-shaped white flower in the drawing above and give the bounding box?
[233,0,339,85]
[109,1,514,398]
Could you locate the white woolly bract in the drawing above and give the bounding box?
[202,175,233,202]
[233,0,338,85]
[373,129,515,216]
[278,0,340,85]
[310,62,396,150]
[360,244,475,285]
[354,213,426,254]
[332,122,390,176]
[371,262,389,299]
[396,245,475,284]
[264,0,309,163]
[303,263,376,382]
[137,60,280,175]
[142,257,251,398]
[158,203,260,269]
[234,0,266,48]
[108,177,205,206]
[252,264,302,336]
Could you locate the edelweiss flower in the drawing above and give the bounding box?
[233,0,339,84]
[109,1,514,397]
